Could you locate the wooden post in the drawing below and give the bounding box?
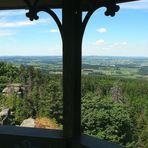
[62,0,82,142]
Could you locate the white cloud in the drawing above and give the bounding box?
[0,21,35,27]
[109,41,127,48]
[0,48,62,56]
[93,39,105,45]
[0,30,13,37]
[0,19,49,28]
[50,29,59,33]
[0,10,27,17]
[122,41,127,45]
[120,0,148,9]
[96,27,107,33]
[42,29,59,33]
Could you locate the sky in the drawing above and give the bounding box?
[0,0,148,57]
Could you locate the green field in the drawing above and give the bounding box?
[0,56,148,80]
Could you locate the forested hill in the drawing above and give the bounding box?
[0,61,148,147]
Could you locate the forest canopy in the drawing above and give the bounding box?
[0,61,147,148]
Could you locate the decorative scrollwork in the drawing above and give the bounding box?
[82,0,120,40]
[23,0,63,39]
[23,0,120,44]
[23,0,40,21]
[104,0,120,17]
[26,8,39,21]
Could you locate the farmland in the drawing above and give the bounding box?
[0,56,147,79]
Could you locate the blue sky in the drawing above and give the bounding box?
[0,0,148,57]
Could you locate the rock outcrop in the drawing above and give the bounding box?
[0,108,10,117]
[2,83,26,97]
[0,108,10,125]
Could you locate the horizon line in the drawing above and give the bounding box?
[0,55,148,58]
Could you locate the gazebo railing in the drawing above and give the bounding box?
[0,126,122,148]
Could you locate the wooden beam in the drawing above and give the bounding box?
[81,0,140,11]
[0,0,140,10]
[81,134,122,148]
[0,126,65,148]
[62,0,82,142]
[0,0,62,10]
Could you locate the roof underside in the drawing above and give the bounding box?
[0,0,139,11]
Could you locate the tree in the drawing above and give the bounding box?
[43,81,63,124]
[27,66,34,94]
[110,80,125,103]
[19,64,27,84]
[81,93,134,146]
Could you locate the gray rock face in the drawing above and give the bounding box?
[0,108,10,125]
[0,108,10,117]
[2,83,26,97]
[20,118,35,127]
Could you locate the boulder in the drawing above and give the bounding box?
[20,118,35,127]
